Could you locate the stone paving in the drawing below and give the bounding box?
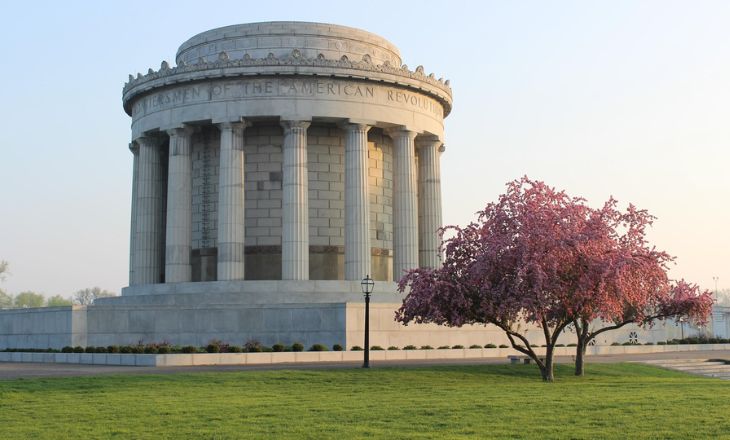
[3,350,730,380]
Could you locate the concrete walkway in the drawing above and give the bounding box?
[640,358,730,380]
[2,349,730,380]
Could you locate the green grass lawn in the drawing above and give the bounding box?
[1,363,729,439]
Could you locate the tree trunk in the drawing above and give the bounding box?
[574,340,586,376]
[537,347,555,382]
[541,345,555,382]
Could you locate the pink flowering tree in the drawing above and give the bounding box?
[572,279,713,375]
[396,177,714,381]
[559,201,713,375]
[397,178,587,381]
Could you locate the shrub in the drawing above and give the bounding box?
[644,342,654,345]
[388,346,400,350]
[438,345,450,350]
[484,344,497,349]
[657,341,667,345]
[244,340,263,353]
[469,344,482,349]
[107,345,120,353]
[564,344,574,347]
[351,346,363,351]
[370,346,384,351]
[227,345,242,353]
[95,346,108,353]
[119,345,133,354]
[420,345,433,350]
[498,344,509,349]
[158,345,171,354]
[181,345,197,354]
[309,344,328,352]
[61,346,73,353]
[272,343,285,352]
[144,345,158,354]
[332,344,343,351]
[452,345,464,349]
[205,339,225,353]
[292,342,304,352]
[621,342,633,346]
[73,346,85,353]
[84,346,96,353]
[403,345,417,350]
[611,342,621,346]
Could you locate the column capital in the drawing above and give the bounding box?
[280,120,311,131]
[166,126,196,138]
[385,126,418,141]
[129,142,139,154]
[415,135,442,149]
[339,121,372,133]
[217,119,251,131]
[133,135,158,148]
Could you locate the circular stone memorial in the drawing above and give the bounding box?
[123,21,451,286]
[102,22,458,347]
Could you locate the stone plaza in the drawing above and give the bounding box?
[1,21,724,351]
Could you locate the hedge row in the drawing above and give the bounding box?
[4,338,729,354]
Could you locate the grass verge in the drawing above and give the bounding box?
[0,363,728,439]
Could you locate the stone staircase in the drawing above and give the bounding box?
[642,358,730,380]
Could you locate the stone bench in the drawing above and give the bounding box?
[508,355,545,365]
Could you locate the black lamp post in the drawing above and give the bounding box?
[361,275,375,368]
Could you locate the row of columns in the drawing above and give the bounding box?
[129,120,443,286]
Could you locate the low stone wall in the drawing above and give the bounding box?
[0,306,87,349]
[2,344,728,367]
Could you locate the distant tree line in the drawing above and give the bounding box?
[0,260,116,308]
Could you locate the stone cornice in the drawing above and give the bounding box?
[122,50,453,117]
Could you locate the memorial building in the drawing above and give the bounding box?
[0,22,698,349]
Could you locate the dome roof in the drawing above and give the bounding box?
[176,21,402,67]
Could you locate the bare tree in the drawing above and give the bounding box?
[73,287,116,305]
[0,260,8,281]
[0,261,11,307]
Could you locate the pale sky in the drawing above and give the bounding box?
[0,0,728,298]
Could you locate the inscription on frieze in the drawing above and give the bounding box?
[132,78,444,119]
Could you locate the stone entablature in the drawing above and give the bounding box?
[122,50,453,120]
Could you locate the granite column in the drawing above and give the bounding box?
[281,120,311,280]
[417,137,444,268]
[217,121,248,280]
[164,127,194,283]
[133,136,163,285]
[343,123,371,280]
[128,142,139,285]
[389,127,419,279]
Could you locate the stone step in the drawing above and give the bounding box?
[663,362,727,369]
[674,368,730,375]
[644,358,710,365]
[642,358,730,380]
